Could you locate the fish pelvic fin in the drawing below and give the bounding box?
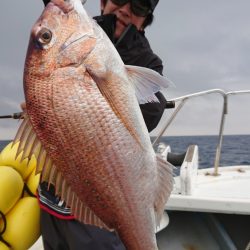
[125,65,174,104]
[154,155,174,227]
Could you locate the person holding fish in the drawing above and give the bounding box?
[19,0,173,249]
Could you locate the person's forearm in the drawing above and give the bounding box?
[140,92,167,132]
[42,0,50,6]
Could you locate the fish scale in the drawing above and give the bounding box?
[14,0,174,249]
[48,69,146,221]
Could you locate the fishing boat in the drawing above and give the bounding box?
[154,89,250,250]
[1,89,250,250]
[29,88,250,250]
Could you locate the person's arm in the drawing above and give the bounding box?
[42,0,50,6]
[20,102,26,112]
[140,92,167,132]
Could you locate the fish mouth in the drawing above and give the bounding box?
[31,0,95,53]
[46,0,74,15]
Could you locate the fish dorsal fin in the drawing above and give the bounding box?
[125,65,173,104]
[14,116,112,231]
[13,115,44,171]
[154,155,173,227]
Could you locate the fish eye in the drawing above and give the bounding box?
[37,28,52,45]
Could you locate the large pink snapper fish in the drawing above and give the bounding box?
[14,0,173,249]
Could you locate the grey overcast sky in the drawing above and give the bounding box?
[0,1,250,139]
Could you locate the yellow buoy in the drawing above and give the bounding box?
[0,241,10,250]
[26,168,40,196]
[0,166,24,215]
[0,197,41,250]
[0,142,37,180]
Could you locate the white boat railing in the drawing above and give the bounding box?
[153,89,250,175]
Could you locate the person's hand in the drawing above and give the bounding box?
[20,102,27,118]
[42,0,50,7]
[20,102,26,112]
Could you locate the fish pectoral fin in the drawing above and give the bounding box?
[125,65,174,104]
[13,115,46,174]
[154,155,174,226]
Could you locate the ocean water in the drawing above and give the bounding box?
[152,134,250,168]
[0,135,249,169]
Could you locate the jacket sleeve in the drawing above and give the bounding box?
[140,92,167,133]
[42,0,50,6]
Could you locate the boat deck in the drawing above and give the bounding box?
[157,211,250,250]
[166,166,250,214]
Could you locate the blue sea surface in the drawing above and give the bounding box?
[0,140,10,151]
[153,134,250,168]
[0,135,249,168]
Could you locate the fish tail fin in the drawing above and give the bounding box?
[154,155,173,227]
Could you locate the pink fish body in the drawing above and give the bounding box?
[15,0,173,249]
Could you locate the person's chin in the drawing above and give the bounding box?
[115,21,127,38]
[114,30,122,39]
